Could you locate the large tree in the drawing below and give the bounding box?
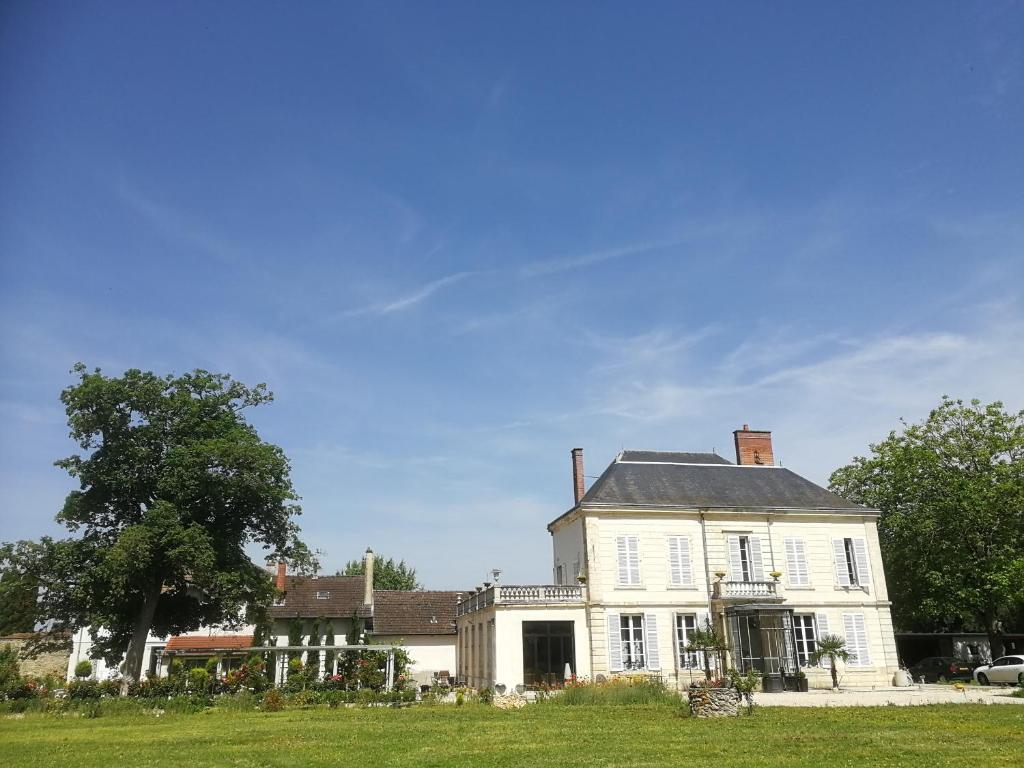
[829,397,1024,658]
[0,540,45,635]
[33,364,311,690]
[339,554,421,590]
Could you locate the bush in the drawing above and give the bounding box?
[187,667,212,692]
[74,659,93,678]
[478,687,494,705]
[551,676,679,706]
[261,688,285,712]
[66,679,102,700]
[0,644,21,692]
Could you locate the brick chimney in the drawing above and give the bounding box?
[571,448,585,504]
[733,425,774,466]
[275,561,287,592]
[363,548,375,608]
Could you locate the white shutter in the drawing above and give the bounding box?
[815,613,831,668]
[617,536,640,585]
[833,539,852,586]
[607,612,622,672]
[852,539,871,586]
[843,613,870,667]
[668,536,693,586]
[644,613,660,670]
[785,538,809,586]
[749,536,765,582]
[727,536,743,581]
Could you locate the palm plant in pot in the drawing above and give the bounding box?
[807,634,850,690]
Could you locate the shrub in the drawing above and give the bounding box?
[66,679,102,700]
[553,676,679,706]
[0,644,22,692]
[187,667,212,692]
[261,688,285,712]
[204,658,220,675]
[74,660,93,678]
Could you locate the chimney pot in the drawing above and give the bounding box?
[363,548,375,608]
[571,448,586,504]
[733,426,774,466]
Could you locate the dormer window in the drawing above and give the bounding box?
[316,590,331,600]
[273,595,286,606]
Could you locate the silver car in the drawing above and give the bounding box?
[973,655,1024,686]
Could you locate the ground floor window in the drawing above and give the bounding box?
[674,614,703,670]
[727,609,798,675]
[522,621,575,687]
[620,615,646,670]
[793,614,817,666]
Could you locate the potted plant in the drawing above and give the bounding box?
[769,570,782,581]
[807,634,851,690]
[783,670,808,692]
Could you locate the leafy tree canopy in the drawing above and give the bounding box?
[11,364,313,687]
[339,554,421,591]
[0,540,46,635]
[829,397,1024,657]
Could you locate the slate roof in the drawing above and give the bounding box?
[619,451,732,465]
[551,450,869,524]
[371,591,460,636]
[269,575,368,620]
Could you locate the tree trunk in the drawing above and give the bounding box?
[984,609,1005,660]
[120,580,161,695]
[830,657,838,690]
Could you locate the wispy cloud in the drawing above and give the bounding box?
[518,237,688,278]
[336,272,476,319]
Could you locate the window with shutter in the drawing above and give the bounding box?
[667,536,693,586]
[852,539,871,585]
[607,612,622,672]
[843,613,871,666]
[785,538,810,586]
[619,615,646,669]
[748,536,765,582]
[617,536,641,586]
[833,539,852,587]
[815,613,831,668]
[644,613,660,670]
[727,536,744,581]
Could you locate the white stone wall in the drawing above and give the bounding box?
[372,634,456,687]
[551,517,585,585]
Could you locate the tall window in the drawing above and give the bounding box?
[738,537,752,581]
[833,538,872,587]
[784,538,810,586]
[616,536,641,586]
[842,613,871,666]
[674,614,702,669]
[728,534,764,582]
[792,614,817,666]
[620,615,646,669]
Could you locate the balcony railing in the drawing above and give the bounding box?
[457,584,584,616]
[712,580,781,601]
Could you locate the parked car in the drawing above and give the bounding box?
[973,655,1024,686]
[907,656,976,683]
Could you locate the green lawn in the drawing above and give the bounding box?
[2,704,1021,767]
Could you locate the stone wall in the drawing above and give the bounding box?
[1,635,70,679]
[688,685,741,717]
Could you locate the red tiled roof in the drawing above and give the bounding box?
[165,635,253,651]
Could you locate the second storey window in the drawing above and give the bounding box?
[667,536,693,587]
[616,535,641,586]
[727,535,764,582]
[833,537,872,587]
[784,538,810,586]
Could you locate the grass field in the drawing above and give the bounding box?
[2,703,1022,767]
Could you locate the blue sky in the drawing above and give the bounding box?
[1,2,1022,588]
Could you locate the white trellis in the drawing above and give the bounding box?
[248,644,399,690]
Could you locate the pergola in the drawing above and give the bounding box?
[246,645,402,690]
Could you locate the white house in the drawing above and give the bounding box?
[457,426,901,691]
[68,551,460,686]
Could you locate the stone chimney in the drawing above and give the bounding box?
[363,548,375,608]
[275,561,287,592]
[733,424,774,466]
[571,448,585,504]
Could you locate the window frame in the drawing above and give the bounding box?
[792,614,817,666]
[619,614,647,670]
[674,614,703,670]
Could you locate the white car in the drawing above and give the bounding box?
[973,655,1024,686]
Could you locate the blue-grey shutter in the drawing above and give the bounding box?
[728,536,743,581]
[749,536,765,582]
[607,612,622,672]
[644,613,660,671]
[833,539,852,587]
[852,539,871,585]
